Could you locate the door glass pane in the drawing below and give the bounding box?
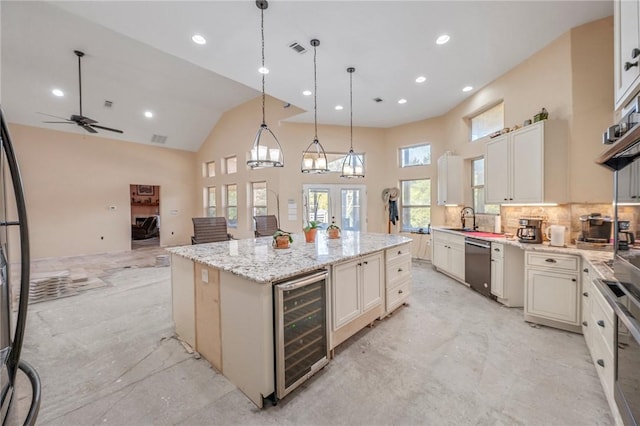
[307,189,330,227]
[341,189,361,231]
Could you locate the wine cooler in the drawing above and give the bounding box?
[274,269,329,399]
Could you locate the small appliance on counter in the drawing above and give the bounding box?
[545,225,565,247]
[579,213,612,242]
[618,220,636,250]
[516,218,543,243]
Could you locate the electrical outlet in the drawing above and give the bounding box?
[201,268,208,283]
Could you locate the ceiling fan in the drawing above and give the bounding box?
[40,50,123,134]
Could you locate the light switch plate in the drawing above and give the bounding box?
[201,268,208,283]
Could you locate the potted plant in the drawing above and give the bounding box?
[327,217,341,239]
[272,230,292,249]
[303,220,320,243]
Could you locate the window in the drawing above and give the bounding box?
[399,144,431,167]
[205,161,215,177]
[325,152,365,173]
[470,102,504,141]
[206,186,216,217]
[472,158,500,214]
[225,184,237,227]
[401,179,431,232]
[224,156,237,174]
[251,181,267,217]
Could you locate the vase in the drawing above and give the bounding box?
[304,228,317,243]
[273,236,290,249]
[327,228,340,239]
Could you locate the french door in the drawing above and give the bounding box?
[302,184,367,231]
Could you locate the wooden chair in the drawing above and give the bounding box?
[191,217,233,244]
[254,215,279,237]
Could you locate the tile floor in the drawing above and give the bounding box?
[6,252,614,425]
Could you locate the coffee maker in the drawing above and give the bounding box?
[618,220,636,250]
[517,218,543,243]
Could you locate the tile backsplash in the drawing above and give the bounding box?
[444,204,639,244]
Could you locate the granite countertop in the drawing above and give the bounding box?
[166,231,412,284]
[431,226,615,280]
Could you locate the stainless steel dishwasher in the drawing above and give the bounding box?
[464,237,493,298]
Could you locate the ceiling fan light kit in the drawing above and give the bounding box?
[247,0,284,169]
[341,67,365,179]
[301,39,329,174]
[42,50,123,135]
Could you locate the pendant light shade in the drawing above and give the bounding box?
[301,39,329,174]
[247,0,284,169]
[341,67,365,178]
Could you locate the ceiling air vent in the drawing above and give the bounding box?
[151,134,167,144]
[104,100,113,108]
[373,98,383,103]
[288,41,307,54]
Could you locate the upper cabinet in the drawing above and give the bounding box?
[615,0,640,110]
[485,120,567,204]
[437,152,463,205]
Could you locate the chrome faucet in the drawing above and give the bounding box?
[461,206,477,230]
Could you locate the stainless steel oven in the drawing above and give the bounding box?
[274,270,329,400]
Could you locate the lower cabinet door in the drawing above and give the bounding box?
[491,256,504,298]
[448,245,465,280]
[333,260,361,329]
[432,240,448,270]
[361,254,383,312]
[526,269,579,325]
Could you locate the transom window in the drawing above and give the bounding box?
[399,144,431,167]
[225,184,237,228]
[400,179,431,232]
[470,102,504,141]
[251,181,267,217]
[205,161,215,177]
[472,158,500,214]
[224,156,237,174]
[206,186,216,217]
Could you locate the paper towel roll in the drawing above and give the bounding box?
[494,215,501,233]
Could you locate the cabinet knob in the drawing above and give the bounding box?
[504,198,508,201]
[583,292,589,297]
[571,278,577,282]
[545,258,557,263]
[582,321,588,327]
[633,195,637,199]
[398,268,403,272]
[583,268,588,273]
[509,198,513,201]
[625,61,638,71]
[494,248,500,252]
[597,320,605,328]
[398,250,402,255]
[357,262,362,266]
[398,289,404,294]
[363,261,368,265]
[596,359,605,368]
[632,47,640,59]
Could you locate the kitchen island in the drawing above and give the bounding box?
[167,231,411,407]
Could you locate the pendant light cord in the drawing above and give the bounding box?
[313,44,318,140]
[349,70,353,150]
[261,7,266,126]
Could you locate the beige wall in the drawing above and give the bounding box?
[9,124,197,259]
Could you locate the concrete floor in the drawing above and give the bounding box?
[7,257,613,425]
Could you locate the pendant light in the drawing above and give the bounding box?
[341,67,365,178]
[247,0,284,169]
[301,39,329,174]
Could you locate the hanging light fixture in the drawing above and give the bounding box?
[247,0,284,169]
[341,67,365,178]
[301,39,329,174]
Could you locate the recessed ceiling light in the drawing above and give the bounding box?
[258,66,269,74]
[303,90,312,96]
[335,105,344,110]
[191,34,206,45]
[415,76,427,83]
[144,111,153,118]
[52,88,64,97]
[462,86,473,92]
[398,98,407,104]
[436,34,450,45]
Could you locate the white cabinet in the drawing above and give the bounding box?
[331,252,384,348]
[490,242,524,307]
[615,0,640,110]
[385,243,412,314]
[524,251,581,333]
[437,153,463,205]
[485,120,567,204]
[431,230,465,281]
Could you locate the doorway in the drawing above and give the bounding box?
[302,184,367,231]
[130,184,160,249]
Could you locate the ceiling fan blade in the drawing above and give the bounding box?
[42,121,74,124]
[91,124,123,134]
[82,125,98,134]
[70,114,97,125]
[37,112,71,121]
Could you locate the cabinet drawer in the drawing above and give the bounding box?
[589,286,615,355]
[387,280,410,310]
[491,242,504,260]
[526,252,579,272]
[387,259,412,286]
[590,329,614,401]
[386,244,411,263]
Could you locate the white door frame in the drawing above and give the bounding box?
[302,184,367,232]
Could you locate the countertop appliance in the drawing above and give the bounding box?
[464,237,493,299]
[516,218,543,244]
[0,107,40,425]
[618,221,636,251]
[274,269,329,401]
[580,213,613,243]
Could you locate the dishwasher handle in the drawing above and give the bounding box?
[465,239,490,249]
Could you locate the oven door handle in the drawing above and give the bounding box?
[615,302,640,342]
[276,270,328,290]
